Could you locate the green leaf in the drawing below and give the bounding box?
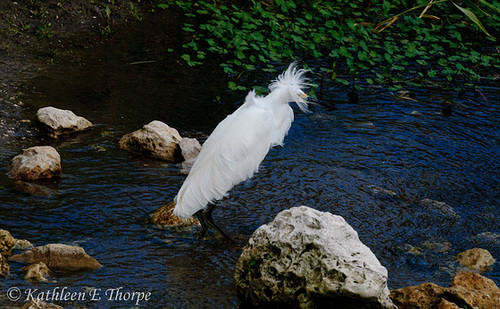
[437,58,448,66]
[417,59,428,66]
[383,1,391,14]
[452,1,492,37]
[478,0,500,14]
[336,78,350,85]
[358,50,368,61]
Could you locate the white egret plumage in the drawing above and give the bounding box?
[173,63,310,240]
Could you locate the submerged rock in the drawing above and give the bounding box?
[21,261,51,282]
[36,106,92,138]
[419,198,460,220]
[8,146,62,180]
[21,300,63,309]
[118,120,183,162]
[390,272,500,309]
[234,206,395,309]
[9,243,102,273]
[0,229,16,257]
[456,248,495,272]
[470,231,500,247]
[12,180,59,196]
[151,201,199,227]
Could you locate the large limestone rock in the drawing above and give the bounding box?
[36,106,92,138]
[456,248,495,272]
[0,229,16,257]
[9,244,102,272]
[390,272,500,309]
[8,146,62,180]
[235,206,395,309]
[118,120,183,162]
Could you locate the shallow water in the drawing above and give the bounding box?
[1,11,499,309]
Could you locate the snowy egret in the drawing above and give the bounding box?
[173,63,311,241]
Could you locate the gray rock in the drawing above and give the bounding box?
[179,137,202,172]
[8,146,62,180]
[14,238,34,250]
[118,120,183,162]
[235,206,395,309]
[36,106,92,138]
[9,243,102,273]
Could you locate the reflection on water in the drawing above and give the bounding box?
[1,10,499,309]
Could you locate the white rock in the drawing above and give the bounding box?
[179,137,201,162]
[8,146,62,180]
[179,137,201,172]
[37,106,92,138]
[118,120,182,162]
[235,206,395,308]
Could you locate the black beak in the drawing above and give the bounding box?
[308,97,335,110]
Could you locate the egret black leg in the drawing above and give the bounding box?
[204,204,235,243]
[195,209,209,239]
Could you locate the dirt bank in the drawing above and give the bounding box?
[0,1,149,151]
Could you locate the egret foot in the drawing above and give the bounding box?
[205,204,235,244]
[194,205,235,244]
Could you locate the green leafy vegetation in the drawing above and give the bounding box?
[157,0,500,91]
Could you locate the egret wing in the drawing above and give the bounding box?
[174,103,274,218]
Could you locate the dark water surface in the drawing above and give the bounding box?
[1,11,499,309]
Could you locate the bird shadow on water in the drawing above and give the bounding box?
[146,220,248,251]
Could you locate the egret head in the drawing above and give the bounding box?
[268,63,310,112]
